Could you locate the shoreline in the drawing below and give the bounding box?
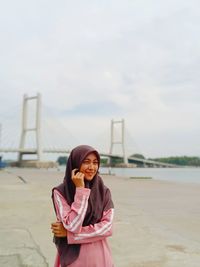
[0,168,200,267]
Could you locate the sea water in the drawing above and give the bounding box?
[99,167,200,184]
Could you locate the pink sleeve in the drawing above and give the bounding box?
[67,208,114,244]
[53,188,90,234]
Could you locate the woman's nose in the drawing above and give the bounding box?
[88,163,94,169]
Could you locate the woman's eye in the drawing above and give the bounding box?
[82,161,98,165]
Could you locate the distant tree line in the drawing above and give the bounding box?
[148,156,200,167]
[57,156,68,165]
[128,154,200,167]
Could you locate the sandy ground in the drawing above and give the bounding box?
[0,167,200,267]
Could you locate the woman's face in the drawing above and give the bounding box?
[79,152,99,181]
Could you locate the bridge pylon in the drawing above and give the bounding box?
[18,93,42,163]
[109,118,127,164]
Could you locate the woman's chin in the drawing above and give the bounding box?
[84,175,95,181]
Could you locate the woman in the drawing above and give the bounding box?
[51,145,114,267]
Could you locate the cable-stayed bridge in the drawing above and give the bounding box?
[0,94,177,168]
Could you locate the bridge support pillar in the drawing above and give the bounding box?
[109,119,127,165]
[18,93,42,163]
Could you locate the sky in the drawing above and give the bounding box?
[0,0,200,160]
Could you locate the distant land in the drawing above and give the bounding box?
[56,155,200,167]
[130,154,200,167]
[148,156,200,167]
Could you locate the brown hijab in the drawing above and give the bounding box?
[52,145,114,266]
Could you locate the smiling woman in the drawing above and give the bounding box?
[51,145,115,267]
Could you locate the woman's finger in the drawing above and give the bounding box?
[72,168,78,177]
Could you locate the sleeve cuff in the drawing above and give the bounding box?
[67,230,75,244]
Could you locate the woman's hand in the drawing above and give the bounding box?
[72,169,85,188]
[51,222,67,237]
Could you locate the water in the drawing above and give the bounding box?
[99,167,200,184]
[58,165,200,184]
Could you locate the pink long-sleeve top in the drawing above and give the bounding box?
[53,187,114,267]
